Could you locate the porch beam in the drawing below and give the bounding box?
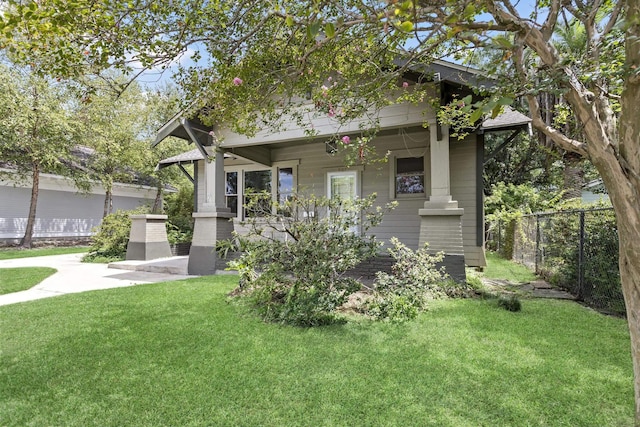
[181,118,211,161]
[228,146,273,167]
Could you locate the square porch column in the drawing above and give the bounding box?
[188,147,235,275]
[419,122,465,282]
[126,214,172,260]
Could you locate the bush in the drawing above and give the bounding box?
[363,237,469,321]
[497,294,522,312]
[227,193,396,326]
[83,207,148,262]
[164,185,194,243]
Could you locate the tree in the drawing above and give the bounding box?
[0,62,81,248]
[73,77,150,217]
[3,0,639,420]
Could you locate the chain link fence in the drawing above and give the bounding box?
[487,207,625,316]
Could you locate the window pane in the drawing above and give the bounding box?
[244,170,271,193]
[278,167,293,203]
[244,193,272,217]
[330,175,356,199]
[244,170,272,217]
[396,157,424,195]
[226,172,237,195]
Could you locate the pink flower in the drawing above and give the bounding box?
[232,77,243,86]
[328,107,336,117]
[341,135,351,144]
[402,81,409,88]
[327,76,333,82]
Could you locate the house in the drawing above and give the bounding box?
[0,145,161,245]
[582,179,610,204]
[154,61,531,280]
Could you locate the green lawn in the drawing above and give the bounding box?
[0,267,57,295]
[484,251,538,282]
[0,246,88,261]
[0,276,633,426]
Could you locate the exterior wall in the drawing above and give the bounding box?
[0,172,156,242]
[450,136,487,267]
[220,128,485,267]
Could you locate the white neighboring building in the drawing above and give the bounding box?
[582,179,610,205]
[0,168,158,244]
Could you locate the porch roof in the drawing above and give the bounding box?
[156,149,204,170]
[480,107,531,132]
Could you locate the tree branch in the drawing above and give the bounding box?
[541,0,561,41]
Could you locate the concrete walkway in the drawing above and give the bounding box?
[0,254,196,307]
[481,278,576,300]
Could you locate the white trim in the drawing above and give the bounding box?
[0,168,161,199]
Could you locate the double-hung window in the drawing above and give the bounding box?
[243,170,272,217]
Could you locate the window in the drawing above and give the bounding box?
[225,172,238,217]
[395,156,425,197]
[327,171,360,233]
[327,171,358,200]
[243,170,272,217]
[226,162,298,219]
[278,167,294,204]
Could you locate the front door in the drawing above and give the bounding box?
[327,171,359,232]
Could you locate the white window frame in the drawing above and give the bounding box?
[225,160,299,220]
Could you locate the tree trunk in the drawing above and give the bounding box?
[562,153,584,200]
[152,184,163,214]
[618,233,640,426]
[619,0,640,422]
[103,188,113,218]
[20,162,40,249]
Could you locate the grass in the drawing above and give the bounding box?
[483,251,538,282]
[0,267,57,295]
[0,246,88,261]
[0,276,633,426]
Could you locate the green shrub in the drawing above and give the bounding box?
[497,294,522,312]
[166,223,193,245]
[83,207,148,262]
[165,184,194,243]
[364,238,468,321]
[227,193,396,326]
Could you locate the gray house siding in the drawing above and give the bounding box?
[215,128,485,267]
[0,174,156,243]
[450,136,485,267]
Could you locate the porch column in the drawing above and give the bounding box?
[126,214,172,260]
[188,147,235,275]
[419,122,466,282]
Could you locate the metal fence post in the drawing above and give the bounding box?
[535,214,540,274]
[578,210,585,300]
